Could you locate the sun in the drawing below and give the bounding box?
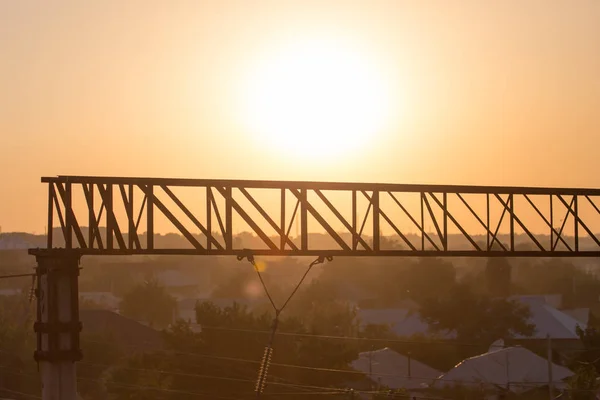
[240,37,391,159]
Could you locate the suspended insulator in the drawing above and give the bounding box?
[255,346,274,394]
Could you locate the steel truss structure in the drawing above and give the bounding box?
[39,175,600,257]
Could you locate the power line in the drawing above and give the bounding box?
[0,273,34,280]
[72,346,579,392]
[193,324,484,348]
[0,387,41,400]
[82,338,419,380]
[238,254,332,398]
[78,361,352,393]
[77,376,246,400]
[0,360,594,399]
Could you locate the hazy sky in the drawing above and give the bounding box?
[1,1,600,233]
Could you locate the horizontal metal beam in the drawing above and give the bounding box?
[28,248,600,258]
[43,176,600,196]
[38,176,600,258]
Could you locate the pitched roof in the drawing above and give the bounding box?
[358,308,455,339]
[433,346,573,393]
[562,308,590,326]
[512,296,584,339]
[351,347,442,390]
[80,310,164,353]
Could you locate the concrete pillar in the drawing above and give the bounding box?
[31,251,82,400]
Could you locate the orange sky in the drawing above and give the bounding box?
[1,1,600,233]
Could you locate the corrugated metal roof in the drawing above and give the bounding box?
[512,296,585,339]
[351,347,442,390]
[433,346,573,393]
[358,308,455,338]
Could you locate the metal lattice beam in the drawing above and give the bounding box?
[37,175,600,257]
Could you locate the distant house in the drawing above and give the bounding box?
[511,295,584,340]
[562,308,590,326]
[80,310,164,353]
[358,295,585,350]
[350,347,442,391]
[502,295,586,359]
[358,308,455,339]
[433,346,573,395]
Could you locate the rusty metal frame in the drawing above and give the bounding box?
[36,175,600,257]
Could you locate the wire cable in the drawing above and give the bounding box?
[0,360,593,399]
[55,343,573,393]
[0,273,35,280]
[237,253,332,397]
[77,376,245,400]
[195,325,482,347]
[0,386,41,399]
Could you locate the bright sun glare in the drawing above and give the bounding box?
[241,37,391,159]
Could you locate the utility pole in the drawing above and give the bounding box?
[505,349,510,392]
[547,335,553,400]
[369,348,373,391]
[31,250,82,400]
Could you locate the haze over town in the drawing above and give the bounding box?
[2,1,600,400]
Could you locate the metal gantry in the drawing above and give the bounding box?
[28,175,600,400]
[38,175,600,257]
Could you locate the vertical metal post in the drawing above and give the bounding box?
[574,195,579,252]
[33,251,82,400]
[147,185,154,250]
[47,184,54,249]
[550,195,554,251]
[206,187,212,250]
[280,189,285,250]
[64,183,72,249]
[225,186,233,250]
[88,184,94,248]
[128,185,134,249]
[420,193,425,250]
[300,189,308,251]
[372,190,380,251]
[368,349,373,391]
[105,185,113,250]
[505,351,510,391]
[509,194,514,251]
[352,190,357,250]
[547,335,553,400]
[486,193,490,250]
[443,192,448,250]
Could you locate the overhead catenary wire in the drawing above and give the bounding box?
[37,339,585,393]
[0,363,591,400]
[79,325,600,378]
[0,272,35,280]
[237,253,332,397]
[76,361,352,392]
[0,356,594,399]
[194,325,487,348]
[0,386,42,399]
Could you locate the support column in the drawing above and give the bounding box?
[31,251,82,400]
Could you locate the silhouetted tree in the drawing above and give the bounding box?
[120,279,176,328]
[567,364,599,400]
[485,257,511,297]
[419,283,534,344]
